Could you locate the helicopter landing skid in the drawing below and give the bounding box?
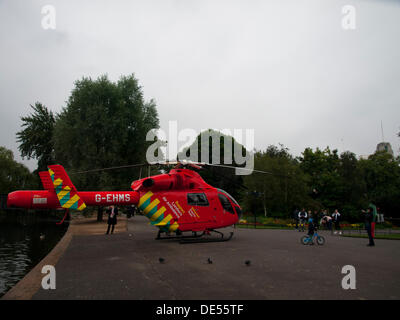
[179,230,234,244]
[155,231,205,241]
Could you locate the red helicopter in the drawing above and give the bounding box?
[7,161,243,243]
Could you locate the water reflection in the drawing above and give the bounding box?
[0,210,68,297]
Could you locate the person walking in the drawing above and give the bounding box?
[363,208,375,247]
[106,205,118,235]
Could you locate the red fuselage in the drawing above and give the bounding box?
[7,167,241,233]
[7,190,139,209]
[130,168,241,232]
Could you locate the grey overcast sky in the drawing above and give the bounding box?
[0,0,399,171]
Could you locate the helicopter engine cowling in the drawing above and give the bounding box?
[132,173,178,191]
[131,168,213,192]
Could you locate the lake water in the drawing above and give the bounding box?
[0,210,68,297]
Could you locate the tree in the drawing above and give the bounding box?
[337,151,368,219]
[177,129,246,200]
[0,146,35,193]
[16,102,55,172]
[299,147,346,210]
[243,145,311,217]
[298,146,400,221]
[398,130,400,160]
[358,151,400,218]
[53,74,160,190]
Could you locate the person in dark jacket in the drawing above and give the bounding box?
[363,208,375,246]
[106,205,118,235]
[313,210,321,228]
[293,208,299,230]
[127,205,135,218]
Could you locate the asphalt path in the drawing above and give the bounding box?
[33,215,400,300]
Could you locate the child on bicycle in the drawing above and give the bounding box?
[307,217,317,245]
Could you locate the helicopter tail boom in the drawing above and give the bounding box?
[7,165,140,210]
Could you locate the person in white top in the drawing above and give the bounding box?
[332,209,341,235]
[298,209,308,232]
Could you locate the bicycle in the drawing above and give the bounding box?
[301,231,325,245]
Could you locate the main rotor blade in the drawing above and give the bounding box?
[203,163,281,176]
[69,163,147,175]
[68,160,288,178]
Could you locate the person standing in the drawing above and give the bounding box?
[293,208,299,230]
[127,205,134,218]
[298,208,308,232]
[332,209,341,235]
[363,208,375,246]
[106,205,118,235]
[369,203,378,239]
[311,210,319,229]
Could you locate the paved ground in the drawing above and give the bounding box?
[33,216,400,300]
[2,217,127,300]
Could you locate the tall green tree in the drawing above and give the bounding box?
[398,130,400,161]
[337,151,368,218]
[53,74,160,190]
[358,151,400,217]
[243,145,312,217]
[177,129,246,200]
[16,102,55,171]
[0,146,35,193]
[299,147,343,210]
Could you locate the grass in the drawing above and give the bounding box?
[236,224,292,230]
[342,233,400,240]
[236,223,400,240]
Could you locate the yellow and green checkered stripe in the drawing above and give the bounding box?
[139,191,179,232]
[49,168,86,211]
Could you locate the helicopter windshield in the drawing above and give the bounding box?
[218,194,235,214]
[216,189,239,206]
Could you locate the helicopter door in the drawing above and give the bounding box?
[186,192,216,223]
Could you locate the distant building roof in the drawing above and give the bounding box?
[376,142,394,156]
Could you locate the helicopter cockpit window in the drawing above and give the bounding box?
[218,194,235,214]
[216,188,239,206]
[187,193,209,206]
